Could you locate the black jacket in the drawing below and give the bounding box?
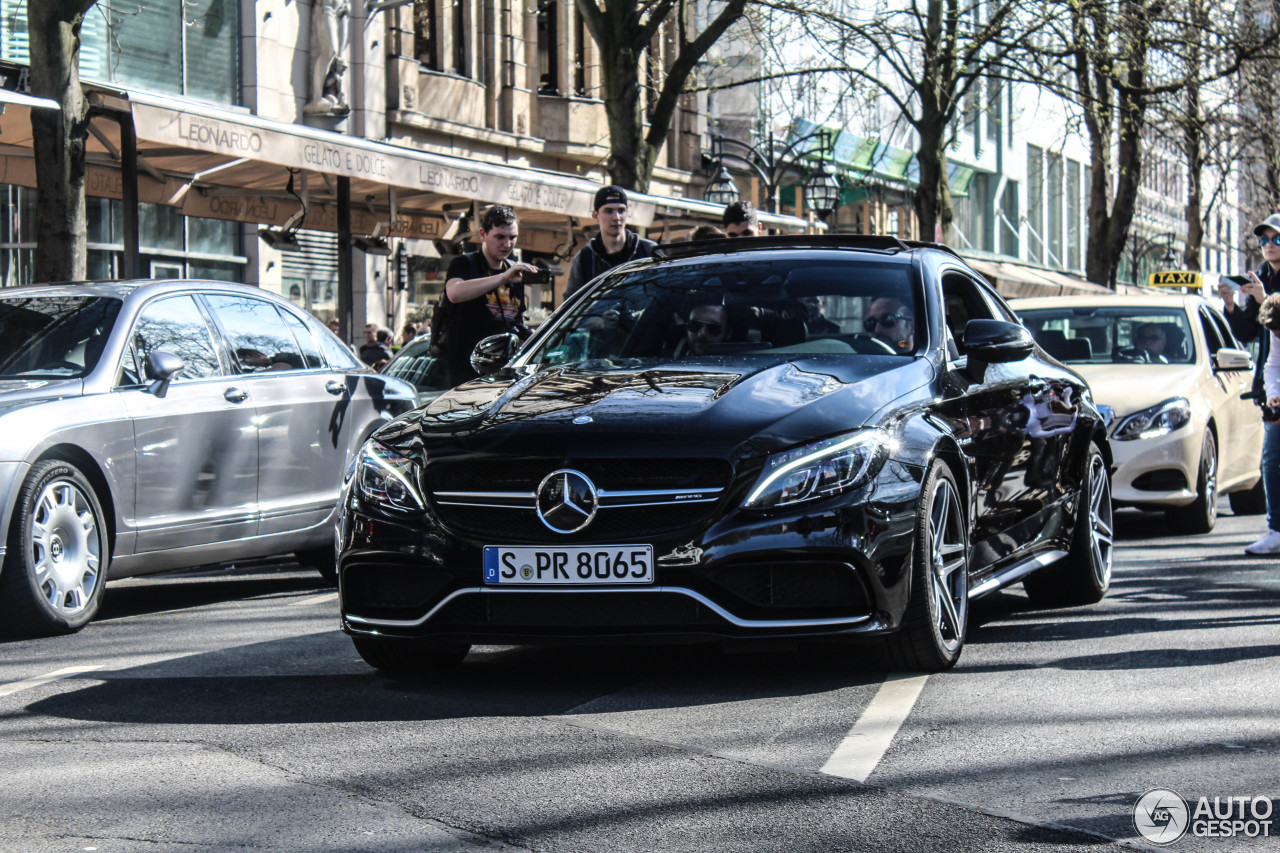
[565,231,657,296]
[1224,261,1280,400]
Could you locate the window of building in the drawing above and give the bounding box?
[1048,152,1063,268]
[414,0,441,71]
[453,0,469,77]
[999,181,1019,257]
[574,7,588,95]
[537,0,559,94]
[1067,159,1081,270]
[986,76,1001,143]
[1028,145,1044,265]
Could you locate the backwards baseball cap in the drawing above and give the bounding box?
[1254,213,1280,236]
[594,185,628,210]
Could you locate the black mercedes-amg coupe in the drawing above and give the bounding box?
[338,235,1113,672]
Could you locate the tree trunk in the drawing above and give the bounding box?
[29,0,96,284]
[913,124,953,244]
[600,42,655,191]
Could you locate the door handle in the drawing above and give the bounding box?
[224,387,249,404]
[325,381,347,396]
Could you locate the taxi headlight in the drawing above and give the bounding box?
[355,441,425,512]
[743,430,887,510]
[1112,397,1191,441]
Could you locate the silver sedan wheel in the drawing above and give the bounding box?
[30,478,103,617]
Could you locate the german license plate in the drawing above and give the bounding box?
[483,545,654,585]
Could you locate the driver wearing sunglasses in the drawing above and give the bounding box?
[863,295,915,354]
[685,303,732,355]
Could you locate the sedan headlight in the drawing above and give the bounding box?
[743,430,887,510]
[355,441,425,512]
[1112,397,1191,441]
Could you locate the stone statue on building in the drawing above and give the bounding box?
[306,0,351,115]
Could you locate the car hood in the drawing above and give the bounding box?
[385,356,932,458]
[1070,364,1201,416]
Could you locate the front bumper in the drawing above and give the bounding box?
[1108,423,1201,507]
[338,463,923,643]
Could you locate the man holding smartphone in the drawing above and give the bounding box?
[1219,212,1280,554]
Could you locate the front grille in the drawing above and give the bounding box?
[434,502,717,543]
[342,562,451,621]
[428,456,731,541]
[704,560,871,617]
[431,590,715,631]
[427,457,729,492]
[1132,469,1188,491]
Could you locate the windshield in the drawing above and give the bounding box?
[524,256,919,365]
[1018,306,1195,365]
[0,295,122,378]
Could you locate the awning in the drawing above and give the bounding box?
[961,254,1114,298]
[0,88,810,241]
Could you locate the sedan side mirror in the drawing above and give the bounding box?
[470,332,520,377]
[1213,347,1252,372]
[144,350,185,398]
[964,319,1035,364]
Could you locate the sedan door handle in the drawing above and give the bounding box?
[325,381,347,396]
[224,387,249,404]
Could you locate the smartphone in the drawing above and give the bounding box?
[522,268,552,284]
[1222,274,1250,291]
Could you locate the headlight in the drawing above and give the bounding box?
[1112,397,1191,441]
[355,441,425,512]
[742,430,887,509]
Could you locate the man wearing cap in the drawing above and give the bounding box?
[565,185,657,297]
[1219,212,1280,554]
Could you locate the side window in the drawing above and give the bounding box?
[128,295,223,383]
[279,310,325,369]
[1199,308,1225,356]
[941,271,997,354]
[1206,306,1242,351]
[319,328,361,370]
[204,295,305,372]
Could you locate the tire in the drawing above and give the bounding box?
[1166,430,1217,534]
[1024,442,1113,607]
[882,459,969,672]
[1228,478,1267,516]
[295,545,337,586]
[0,460,109,637]
[352,635,470,673]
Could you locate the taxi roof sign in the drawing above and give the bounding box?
[1149,270,1202,288]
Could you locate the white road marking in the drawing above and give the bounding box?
[820,672,928,783]
[290,592,339,606]
[0,665,105,698]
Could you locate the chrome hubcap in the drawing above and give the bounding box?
[31,480,101,617]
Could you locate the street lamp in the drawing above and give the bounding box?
[704,163,740,207]
[702,128,840,216]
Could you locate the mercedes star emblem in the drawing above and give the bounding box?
[536,468,599,534]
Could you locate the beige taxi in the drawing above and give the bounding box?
[1012,293,1263,533]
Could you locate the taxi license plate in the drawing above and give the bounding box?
[483,545,654,585]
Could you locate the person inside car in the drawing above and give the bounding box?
[1132,322,1168,363]
[864,295,914,353]
[799,295,840,334]
[685,303,732,355]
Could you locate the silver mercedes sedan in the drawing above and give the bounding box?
[0,280,416,637]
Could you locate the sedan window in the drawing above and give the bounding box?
[127,295,223,382]
[0,295,121,378]
[204,295,307,372]
[1019,306,1195,365]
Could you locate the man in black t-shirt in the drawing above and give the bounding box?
[438,204,538,386]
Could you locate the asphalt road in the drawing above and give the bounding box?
[1,507,1277,852]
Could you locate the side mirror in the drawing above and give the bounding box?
[964,319,1035,364]
[1213,347,1252,372]
[144,350,185,398]
[469,332,519,376]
